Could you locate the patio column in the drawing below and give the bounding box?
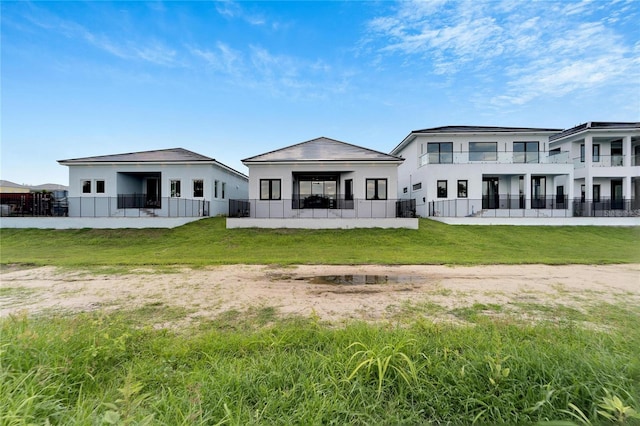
[583,136,593,207]
[524,173,531,209]
[623,135,632,167]
[624,175,632,204]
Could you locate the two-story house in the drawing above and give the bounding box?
[548,122,640,216]
[391,126,573,218]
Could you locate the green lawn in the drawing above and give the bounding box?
[2,218,640,424]
[1,217,639,266]
[3,303,640,425]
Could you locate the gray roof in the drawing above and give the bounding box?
[391,125,563,155]
[549,122,640,141]
[59,147,248,180]
[58,148,214,164]
[243,137,403,163]
[411,125,562,134]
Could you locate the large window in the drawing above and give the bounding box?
[260,179,281,200]
[469,142,497,161]
[437,180,447,198]
[366,179,387,200]
[193,180,204,197]
[82,180,91,194]
[171,180,181,197]
[96,180,105,194]
[214,180,219,198]
[457,180,467,198]
[412,182,422,191]
[427,142,453,164]
[513,142,539,163]
[580,144,600,162]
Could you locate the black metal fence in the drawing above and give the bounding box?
[1,192,68,217]
[1,196,210,218]
[428,196,639,217]
[229,198,416,219]
[573,198,639,217]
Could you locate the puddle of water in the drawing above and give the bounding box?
[308,275,420,285]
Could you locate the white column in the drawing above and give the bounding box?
[623,135,632,167]
[624,175,632,204]
[524,173,531,209]
[584,136,593,203]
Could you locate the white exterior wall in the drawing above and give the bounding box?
[247,161,400,200]
[550,128,640,203]
[395,132,572,217]
[66,162,248,217]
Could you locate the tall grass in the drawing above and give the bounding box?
[2,304,639,425]
[1,217,639,266]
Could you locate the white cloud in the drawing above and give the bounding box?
[364,0,640,107]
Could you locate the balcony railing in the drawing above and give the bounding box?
[420,151,570,166]
[229,198,416,219]
[573,155,628,168]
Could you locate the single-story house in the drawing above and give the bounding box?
[58,148,248,218]
[227,137,418,229]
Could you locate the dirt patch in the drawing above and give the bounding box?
[1,264,638,323]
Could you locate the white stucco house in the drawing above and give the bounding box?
[58,148,248,217]
[390,126,575,218]
[548,122,640,216]
[226,137,418,229]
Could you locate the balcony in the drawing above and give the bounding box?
[420,151,570,166]
[573,155,628,168]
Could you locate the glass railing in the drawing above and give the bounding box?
[419,151,570,166]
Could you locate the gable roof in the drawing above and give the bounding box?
[58,148,248,180]
[243,137,403,163]
[390,125,563,155]
[549,122,640,141]
[58,148,214,164]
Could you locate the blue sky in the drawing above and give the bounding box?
[2,0,639,185]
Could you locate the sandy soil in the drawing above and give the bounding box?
[1,264,638,324]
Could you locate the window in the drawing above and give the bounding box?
[457,180,468,198]
[437,180,447,198]
[366,179,387,200]
[403,187,408,194]
[214,180,219,198]
[611,141,623,166]
[412,182,422,191]
[513,142,539,163]
[193,180,204,197]
[593,185,601,202]
[170,180,181,197]
[222,182,226,199]
[345,179,353,200]
[469,142,497,161]
[581,184,585,202]
[427,142,453,164]
[580,144,600,162]
[82,180,91,194]
[260,179,281,200]
[96,180,105,194]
